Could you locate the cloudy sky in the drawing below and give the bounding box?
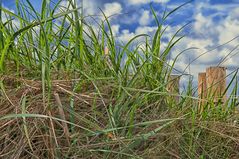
[2,0,239,88]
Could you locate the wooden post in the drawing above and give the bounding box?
[167,75,180,102]
[198,72,207,112]
[206,66,226,104]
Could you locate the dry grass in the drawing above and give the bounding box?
[1,75,239,158]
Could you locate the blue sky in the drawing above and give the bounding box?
[2,0,239,88]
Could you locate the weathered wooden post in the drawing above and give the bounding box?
[206,66,226,104]
[167,75,181,103]
[198,72,207,112]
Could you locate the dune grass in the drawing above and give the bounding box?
[0,0,239,158]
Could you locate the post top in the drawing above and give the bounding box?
[206,66,226,70]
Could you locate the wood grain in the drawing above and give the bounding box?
[206,66,226,104]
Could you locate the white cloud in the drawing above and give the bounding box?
[135,26,157,34]
[216,8,239,45]
[128,0,170,5]
[103,2,122,17]
[194,12,213,34]
[111,24,120,36]
[116,26,158,44]
[118,29,136,43]
[56,0,125,21]
[139,10,152,26]
[176,37,213,59]
[83,0,99,15]
[58,0,99,15]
